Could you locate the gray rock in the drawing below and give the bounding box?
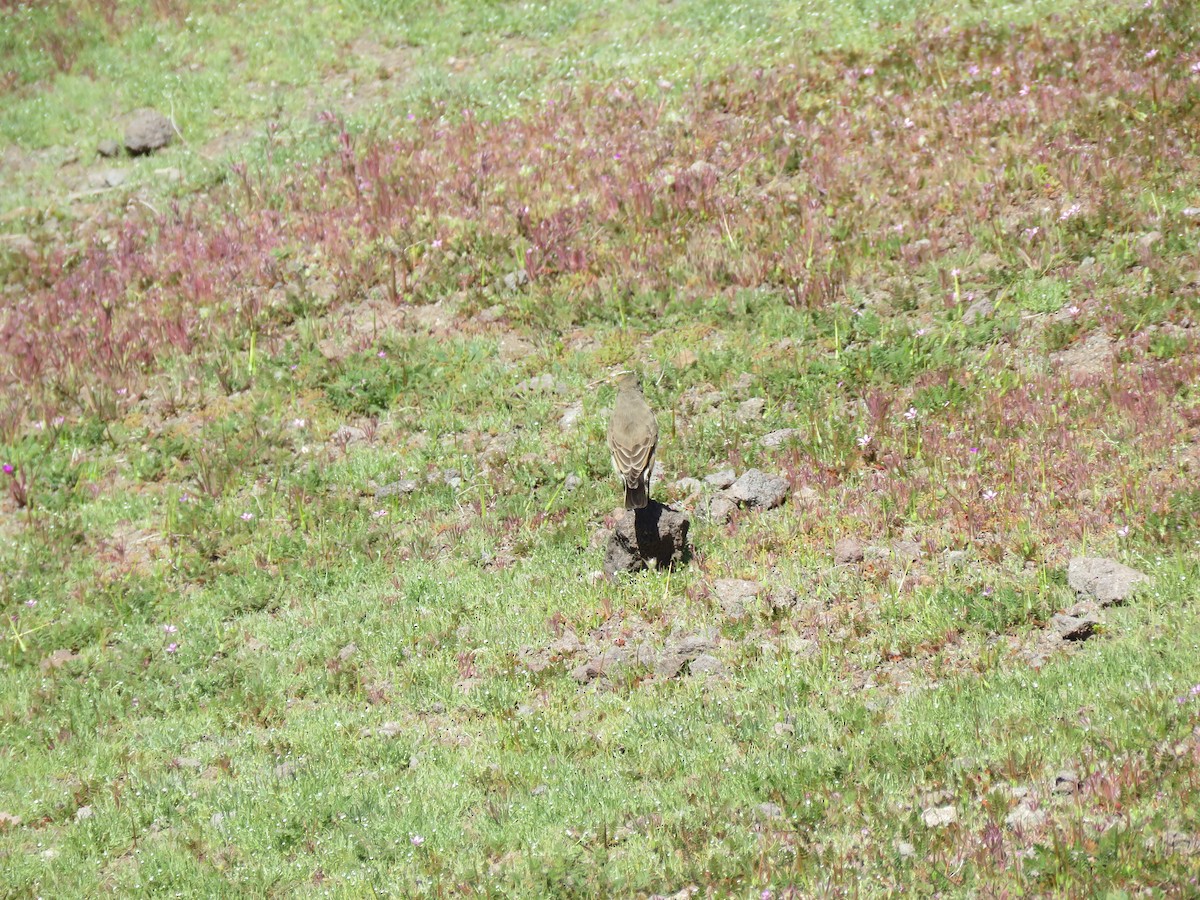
[1050,613,1098,642]
[1005,803,1046,831]
[564,474,583,493]
[712,579,762,619]
[1137,231,1162,252]
[756,802,784,820]
[515,373,565,394]
[75,805,94,822]
[708,495,737,524]
[705,469,737,489]
[88,168,128,188]
[1067,557,1149,606]
[688,654,725,675]
[921,805,957,828]
[768,584,799,612]
[559,401,583,430]
[477,304,506,324]
[374,479,420,499]
[654,633,717,678]
[603,501,690,577]
[1181,207,1200,221]
[726,469,788,510]
[834,537,864,564]
[124,108,174,155]
[503,269,529,291]
[961,296,995,326]
[891,540,922,563]
[943,549,969,568]
[736,398,766,421]
[762,428,800,448]
[97,139,120,158]
[1052,770,1079,795]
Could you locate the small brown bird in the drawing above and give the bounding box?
[607,372,658,509]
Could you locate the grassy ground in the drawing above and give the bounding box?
[2,0,1200,896]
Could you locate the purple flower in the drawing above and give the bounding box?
[163,624,178,634]
[410,834,425,847]
[166,642,179,654]
[857,434,872,448]
[240,512,254,521]
[982,489,998,502]
[24,599,36,608]
[2,464,12,475]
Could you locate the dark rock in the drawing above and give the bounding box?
[97,139,120,158]
[124,108,174,155]
[374,479,420,499]
[602,501,690,576]
[1067,557,1149,606]
[726,468,788,510]
[712,579,761,619]
[834,537,864,564]
[1050,613,1098,642]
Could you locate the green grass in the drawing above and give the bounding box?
[3,0,1200,895]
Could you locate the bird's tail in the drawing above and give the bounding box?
[624,481,649,510]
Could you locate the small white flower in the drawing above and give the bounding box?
[904,407,918,421]
[857,434,872,448]
[982,489,998,502]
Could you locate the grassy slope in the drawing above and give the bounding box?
[2,0,1200,896]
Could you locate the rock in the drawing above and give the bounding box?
[673,349,698,369]
[337,642,357,662]
[564,474,583,493]
[503,269,529,291]
[756,802,784,820]
[570,646,634,684]
[1181,207,1200,221]
[124,108,174,155]
[515,373,565,394]
[602,501,690,577]
[688,654,725,675]
[331,424,367,445]
[834,538,864,565]
[375,479,420,499]
[170,757,203,771]
[921,805,957,828]
[1005,803,1046,831]
[1067,557,1149,606]
[559,401,583,430]
[729,372,754,398]
[1053,770,1079,795]
[274,762,298,779]
[1050,613,1098,642]
[726,469,788,510]
[477,304,506,324]
[648,887,699,900]
[680,385,723,414]
[712,579,762,619]
[1053,333,1113,378]
[943,549,969,568]
[768,584,799,613]
[1137,231,1162,252]
[0,234,36,256]
[655,633,718,678]
[705,469,736,489]
[0,812,20,830]
[736,398,766,421]
[708,495,738,524]
[41,648,80,672]
[762,428,800,448]
[97,139,120,158]
[74,806,93,822]
[88,168,128,188]
[153,166,182,182]
[961,296,995,326]
[891,540,922,563]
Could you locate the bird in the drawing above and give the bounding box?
[607,371,658,510]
